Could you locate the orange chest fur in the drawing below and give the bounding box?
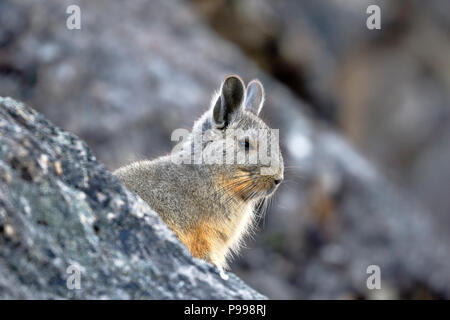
[177,218,235,260]
[170,205,254,266]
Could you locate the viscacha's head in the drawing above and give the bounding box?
[186,75,284,204]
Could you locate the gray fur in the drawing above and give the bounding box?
[114,75,284,269]
[213,75,245,129]
[245,79,265,116]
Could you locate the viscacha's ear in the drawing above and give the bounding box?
[245,79,264,116]
[212,75,245,129]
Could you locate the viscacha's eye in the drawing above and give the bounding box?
[239,138,250,151]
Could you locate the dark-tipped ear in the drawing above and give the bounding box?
[212,75,245,129]
[245,79,264,116]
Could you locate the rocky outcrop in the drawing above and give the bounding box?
[0,96,265,299]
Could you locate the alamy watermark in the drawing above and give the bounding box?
[66,5,81,30]
[170,128,281,176]
[66,263,82,290]
[366,265,381,290]
[366,5,381,30]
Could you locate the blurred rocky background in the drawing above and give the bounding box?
[0,0,449,299]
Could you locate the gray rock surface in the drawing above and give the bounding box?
[0,96,265,299]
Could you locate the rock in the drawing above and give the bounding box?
[0,96,266,299]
